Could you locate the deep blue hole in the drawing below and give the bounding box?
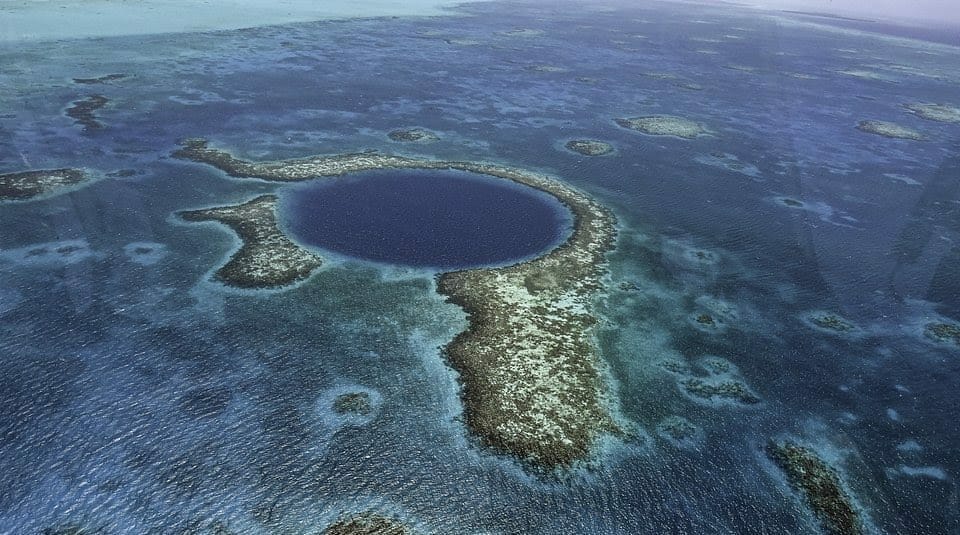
[281,169,573,270]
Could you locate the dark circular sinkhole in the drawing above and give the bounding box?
[281,168,573,270]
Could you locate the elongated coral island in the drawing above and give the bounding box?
[66,95,109,131]
[179,195,323,289]
[767,441,864,535]
[615,115,708,138]
[173,139,619,470]
[0,168,87,202]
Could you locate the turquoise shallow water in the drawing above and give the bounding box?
[0,1,959,533]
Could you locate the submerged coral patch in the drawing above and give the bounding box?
[317,385,383,428]
[680,377,760,405]
[695,152,761,179]
[0,239,96,266]
[801,311,860,336]
[123,242,167,265]
[322,512,412,535]
[656,416,703,448]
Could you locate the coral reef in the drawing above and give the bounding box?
[564,139,614,156]
[856,120,924,140]
[924,322,960,347]
[323,512,411,535]
[680,377,760,405]
[903,103,960,123]
[767,441,863,535]
[179,195,323,289]
[332,392,374,416]
[174,139,619,470]
[0,168,87,201]
[66,95,109,131]
[656,416,702,446]
[387,128,439,142]
[615,115,708,138]
[804,312,858,334]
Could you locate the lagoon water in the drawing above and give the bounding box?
[1,0,959,533]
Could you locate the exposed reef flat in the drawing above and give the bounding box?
[174,139,619,470]
[66,94,108,131]
[615,115,709,139]
[387,128,439,143]
[0,168,87,202]
[903,103,960,123]
[767,441,864,535]
[178,195,323,289]
[564,139,614,156]
[856,120,924,140]
[323,512,411,535]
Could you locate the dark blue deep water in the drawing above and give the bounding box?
[281,169,571,269]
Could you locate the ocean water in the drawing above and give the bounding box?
[281,169,571,269]
[0,1,959,533]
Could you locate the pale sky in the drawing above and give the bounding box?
[739,0,960,26]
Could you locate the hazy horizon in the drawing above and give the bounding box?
[736,0,960,27]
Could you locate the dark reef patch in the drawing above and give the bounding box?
[179,387,232,418]
[66,95,109,131]
[767,441,864,535]
[73,73,127,85]
[323,512,411,535]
